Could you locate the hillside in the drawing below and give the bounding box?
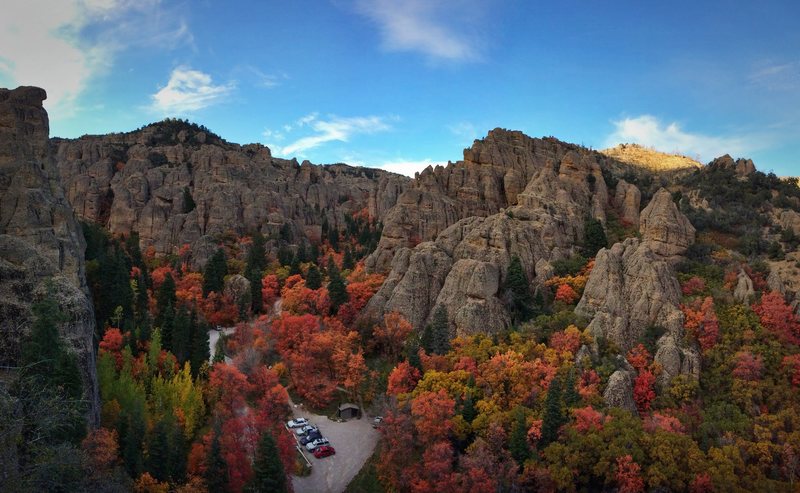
[4,86,800,492]
[601,143,702,172]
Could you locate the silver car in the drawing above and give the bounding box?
[305,437,330,451]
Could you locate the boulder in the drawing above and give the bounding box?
[603,370,638,415]
[639,188,695,257]
[733,268,755,303]
[614,179,641,227]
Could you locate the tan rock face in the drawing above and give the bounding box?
[639,188,695,257]
[733,268,756,303]
[366,131,615,273]
[53,126,409,267]
[778,209,800,235]
[614,179,641,227]
[709,154,756,176]
[576,192,700,406]
[363,143,611,335]
[603,370,638,415]
[0,87,98,424]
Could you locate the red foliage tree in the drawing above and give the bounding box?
[573,406,604,433]
[261,274,280,310]
[554,284,579,304]
[387,361,421,396]
[626,344,651,372]
[782,354,800,386]
[615,455,645,493]
[99,328,125,369]
[681,276,706,296]
[374,312,414,360]
[411,389,455,445]
[643,412,686,434]
[753,291,800,345]
[682,297,719,352]
[633,370,656,415]
[732,351,764,381]
[689,472,714,493]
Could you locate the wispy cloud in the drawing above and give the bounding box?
[353,0,483,62]
[749,61,800,92]
[266,114,393,157]
[0,0,191,118]
[150,67,235,114]
[606,115,752,162]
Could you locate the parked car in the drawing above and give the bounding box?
[295,425,319,436]
[287,418,309,428]
[300,431,323,445]
[313,445,336,458]
[305,438,330,451]
[372,416,383,429]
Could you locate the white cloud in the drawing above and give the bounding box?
[353,0,481,61]
[0,0,190,118]
[749,61,800,92]
[150,67,234,114]
[375,159,445,177]
[270,114,393,157]
[606,115,750,162]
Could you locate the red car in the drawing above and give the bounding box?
[313,445,336,458]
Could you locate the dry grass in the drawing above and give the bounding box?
[601,143,702,172]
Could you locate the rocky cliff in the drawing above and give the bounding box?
[53,122,409,267]
[0,87,99,424]
[364,141,615,335]
[365,130,619,273]
[576,188,700,408]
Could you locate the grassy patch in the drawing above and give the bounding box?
[294,447,312,477]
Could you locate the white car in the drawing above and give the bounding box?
[295,425,319,436]
[287,418,309,428]
[305,437,330,451]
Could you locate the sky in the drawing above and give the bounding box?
[1,0,798,177]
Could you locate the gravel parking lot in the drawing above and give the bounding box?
[290,405,379,493]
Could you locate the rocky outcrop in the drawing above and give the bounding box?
[364,146,610,335]
[366,131,618,273]
[576,190,700,393]
[639,188,695,257]
[53,123,409,268]
[604,370,638,415]
[0,87,98,424]
[224,274,251,308]
[614,179,641,227]
[778,209,800,235]
[733,268,755,303]
[767,270,787,296]
[709,154,756,176]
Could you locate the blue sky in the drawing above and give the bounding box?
[1,0,798,176]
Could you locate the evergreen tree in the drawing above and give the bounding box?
[206,427,228,493]
[296,242,308,263]
[191,316,211,376]
[182,186,196,213]
[563,369,579,408]
[327,257,348,314]
[146,418,171,481]
[328,228,339,250]
[289,254,302,276]
[504,256,535,324]
[509,407,531,465]
[245,232,267,273]
[305,264,322,290]
[246,266,263,314]
[155,273,177,329]
[310,243,320,264]
[160,305,175,356]
[420,325,434,354]
[248,432,288,493]
[279,223,293,242]
[462,391,477,424]
[171,305,191,361]
[203,248,227,296]
[405,338,422,371]
[430,305,451,355]
[277,246,293,267]
[583,217,608,257]
[540,376,565,447]
[122,406,145,477]
[342,247,355,270]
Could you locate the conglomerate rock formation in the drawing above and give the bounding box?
[0,87,99,424]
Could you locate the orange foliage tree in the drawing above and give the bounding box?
[374,312,414,360]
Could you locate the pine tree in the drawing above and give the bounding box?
[563,369,579,408]
[540,376,564,447]
[155,272,177,329]
[248,432,288,493]
[243,235,264,314]
[343,247,355,270]
[462,391,477,424]
[160,304,175,353]
[203,248,227,296]
[191,316,211,376]
[504,256,535,324]
[289,254,302,276]
[420,325,434,354]
[146,418,171,481]
[206,427,228,493]
[171,305,191,361]
[305,264,322,290]
[583,217,608,257]
[327,258,348,314]
[405,338,422,371]
[509,407,531,465]
[310,243,320,264]
[430,305,451,355]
